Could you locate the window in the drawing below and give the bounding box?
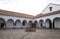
[49,7,52,11]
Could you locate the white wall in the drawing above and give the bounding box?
[42,4,60,14]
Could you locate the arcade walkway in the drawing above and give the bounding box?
[0,29,60,39]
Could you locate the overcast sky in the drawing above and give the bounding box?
[0,0,60,16]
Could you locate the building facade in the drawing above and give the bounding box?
[0,3,60,29]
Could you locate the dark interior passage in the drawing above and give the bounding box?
[0,22,5,28]
[46,19,52,29]
[34,21,38,28]
[41,23,42,27]
[49,20,52,29]
[53,20,55,28]
[0,18,5,29]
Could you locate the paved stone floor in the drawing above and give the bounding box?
[0,29,60,39]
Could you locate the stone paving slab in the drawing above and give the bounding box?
[0,29,60,39]
[24,29,60,39]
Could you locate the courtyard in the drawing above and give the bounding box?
[0,29,60,39]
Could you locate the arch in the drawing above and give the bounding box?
[45,19,52,29]
[29,20,33,27]
[45,19,51,22]
[15,19,21,25]
[39,20,44,22]
[53,17,60,28]
[34,20,38,23]
[6,19,14,28]
[7,19,14,23]
[39,20,44,28]
[22,20,27,26]
[29,20,33,23]
[0,18,6,23]
[15,19,21,28]
[0,18,6,28]
[34,20,38,28]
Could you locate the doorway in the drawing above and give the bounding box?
[45,19,52,29]
[0,18,5,29]
[41,23,42,27]
[49,20,52,29]
[0,22,5,28]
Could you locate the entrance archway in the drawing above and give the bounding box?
[39,20,44,28]
[22,20,27,28]
[53,17,60,28]
[29,20,33,28]
[7,19,14,28]
[0,18,6,29]
[34,20,38,28]
[15,19,21,28]
[45,19,52,29]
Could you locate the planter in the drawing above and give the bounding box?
[25,28,36,32]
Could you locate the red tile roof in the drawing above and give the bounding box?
[0,9,34,19]
[0,9,60,19]
[35,10,60,18]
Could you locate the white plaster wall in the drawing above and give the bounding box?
[42,4,60,14]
